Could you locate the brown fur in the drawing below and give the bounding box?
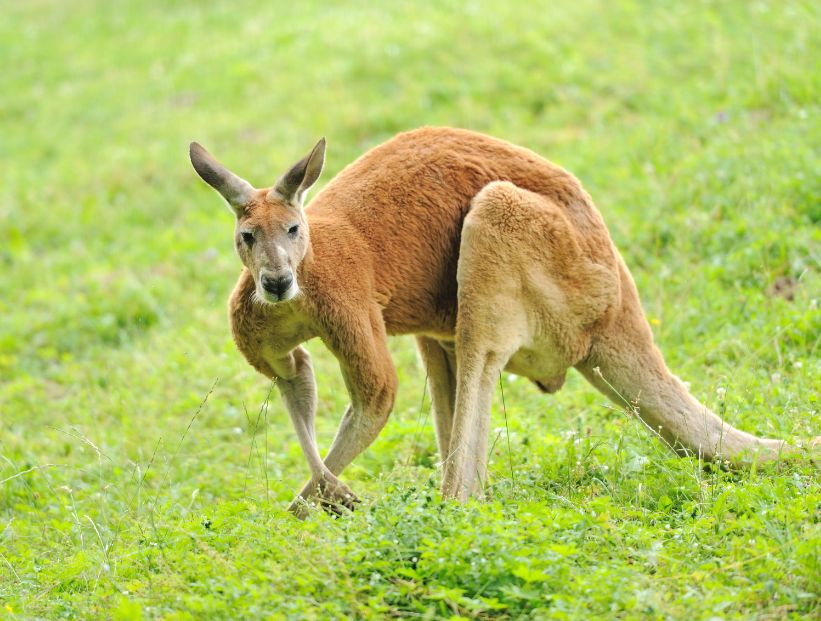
[190,127,811,511]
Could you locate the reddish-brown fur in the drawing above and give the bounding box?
[190,127,812,512]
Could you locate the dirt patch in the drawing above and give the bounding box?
[766,275,798,301]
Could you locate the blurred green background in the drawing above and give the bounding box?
[1,1,819,619]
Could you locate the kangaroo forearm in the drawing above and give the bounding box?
[322,382,396,475]
[322,406,385,475]
[275,350,327,476]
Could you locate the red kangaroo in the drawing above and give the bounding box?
[190,127,812,515]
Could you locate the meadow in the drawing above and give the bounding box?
[1,0,819,618]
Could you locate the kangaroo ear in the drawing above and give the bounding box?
[269,137,326,207]
[189,142,254,215]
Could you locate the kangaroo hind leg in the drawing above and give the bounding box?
[442,181,617,500]
[441,186,531,501]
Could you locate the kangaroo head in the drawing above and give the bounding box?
[189,138,325,304]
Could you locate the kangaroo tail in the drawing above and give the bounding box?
[577,262,804,464]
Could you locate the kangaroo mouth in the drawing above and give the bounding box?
[256,284,299,304]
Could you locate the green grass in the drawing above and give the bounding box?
[1,0,819,618]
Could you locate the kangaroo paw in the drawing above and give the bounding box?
[288,474,360,519]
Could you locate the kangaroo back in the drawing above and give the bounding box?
[306,127,605,337]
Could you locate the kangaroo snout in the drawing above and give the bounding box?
[260,272,295,301]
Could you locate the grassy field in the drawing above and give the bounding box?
[1,0,820,618]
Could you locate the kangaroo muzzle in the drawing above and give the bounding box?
[259,271,296,302]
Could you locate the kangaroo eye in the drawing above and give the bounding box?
[287,224,299,238]
[241,231,254,246]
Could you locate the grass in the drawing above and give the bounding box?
[1,0,819,618]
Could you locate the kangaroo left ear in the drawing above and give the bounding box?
[269,137,326,207]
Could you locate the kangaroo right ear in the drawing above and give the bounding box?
[269,137,326,207]
[189,142,254,215]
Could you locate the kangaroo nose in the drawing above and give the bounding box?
[261,274,293,297]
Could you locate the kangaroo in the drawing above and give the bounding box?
[190,127,807,513]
